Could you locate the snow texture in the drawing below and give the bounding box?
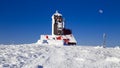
[0,44,120,68]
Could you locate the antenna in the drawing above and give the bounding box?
[56,10,58,13]
[103,33,106,48]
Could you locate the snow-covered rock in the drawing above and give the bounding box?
[0,44,120,68]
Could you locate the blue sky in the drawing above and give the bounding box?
[0,0,120,47]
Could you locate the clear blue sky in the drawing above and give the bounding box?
[0,0,120,47]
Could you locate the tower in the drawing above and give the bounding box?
[37,11,77,45]
[52,11,64,35]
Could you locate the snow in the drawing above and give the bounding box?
[106,57,120,63]
[0,44,120,68]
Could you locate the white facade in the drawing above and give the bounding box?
[37,11,77,45]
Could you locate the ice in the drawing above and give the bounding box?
[0,44,120,68]
[106,57,120,63]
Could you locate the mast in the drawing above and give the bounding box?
[103,33,106,48]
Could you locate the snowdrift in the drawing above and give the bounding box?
[0,44,120,68]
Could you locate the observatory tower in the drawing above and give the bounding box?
[37,11,77,45]
[52,11,64,35]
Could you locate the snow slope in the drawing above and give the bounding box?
[0,44,120,68]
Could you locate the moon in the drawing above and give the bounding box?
[99,9,103,14]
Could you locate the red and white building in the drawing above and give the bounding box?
[37,11,77,45]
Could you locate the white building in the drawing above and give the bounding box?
[37,11,77,45]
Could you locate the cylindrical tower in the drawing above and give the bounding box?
[52,11,64,35]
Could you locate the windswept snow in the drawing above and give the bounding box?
[0,44,120,68]
[106,57,120,63]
